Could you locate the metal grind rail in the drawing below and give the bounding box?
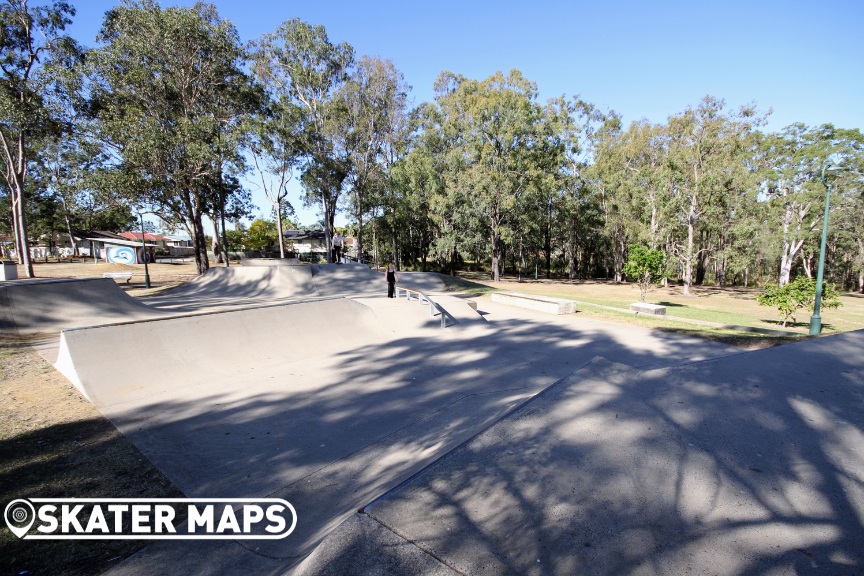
[394,286,456,328]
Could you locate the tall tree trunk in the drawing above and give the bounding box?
[275,202,286,259]
[220,209,230,267]
[211,218,224,264]
[613,236,625,283]
[802,251,813,278]
[59,195,79,257]
[10,193,23,262]
[356,212,364,264]
[189,192,209,275]
[391,227,399,271]
[491,229,502,282]
[13,182,33,277]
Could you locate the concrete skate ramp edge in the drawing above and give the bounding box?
[152,265,317,301]
[0,278,164,333]
[311,263,383,297]
[55,298,387,406]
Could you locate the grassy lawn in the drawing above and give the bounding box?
[445,272,864,347]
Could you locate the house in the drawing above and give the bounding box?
[119,231,170,250]
[283,230,327,254]
[162,233,193,248]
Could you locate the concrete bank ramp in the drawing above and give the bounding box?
[0,278,165,333]
[145,265,317,311]
[295,330,864,576]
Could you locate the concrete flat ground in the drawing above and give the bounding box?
[300,331,864,575]
[7,265,860,575]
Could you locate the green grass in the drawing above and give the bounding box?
[557,292,766,326]
[438,272,863,348]
[436,273,499,296]
[567,299,805,348]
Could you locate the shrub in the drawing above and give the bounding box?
[622,245,665,303]
[757,276,841,327]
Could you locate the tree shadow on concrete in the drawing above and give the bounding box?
[83,306,740,570]
[355,337,864,575]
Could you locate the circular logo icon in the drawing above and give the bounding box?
[4,499,35,538]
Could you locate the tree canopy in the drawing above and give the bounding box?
[7,1,864,293]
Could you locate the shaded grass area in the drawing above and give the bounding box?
[437,273,499,296]
[0,332,184,576]
[568,300,806,349]
[441,272,858,348]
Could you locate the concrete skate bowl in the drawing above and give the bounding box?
[144,265,318,312]
[0,278,165,334]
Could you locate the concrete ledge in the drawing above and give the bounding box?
[491,291,576,314]
[629,302,667,316]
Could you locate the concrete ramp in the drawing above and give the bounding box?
[146,265,317,311]
[55,298,384,406]
[312,263,384,297]
[0,278,165,333]
[394,271,447,293]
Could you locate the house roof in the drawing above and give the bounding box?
[86,237,159,248]
[120,231,167,242]
[284,229,326,240]
[73,230,127,241]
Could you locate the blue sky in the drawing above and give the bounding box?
[66,0,864,227]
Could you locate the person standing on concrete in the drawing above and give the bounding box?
[386,263,398,298]
[332,231,344,264]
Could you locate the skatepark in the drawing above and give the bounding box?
[2,262,862,575]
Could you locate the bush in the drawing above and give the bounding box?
[622,245,665,303]
[757,276,842,327]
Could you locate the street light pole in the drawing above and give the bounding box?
[138,210,152,289]
[809,163,843,335]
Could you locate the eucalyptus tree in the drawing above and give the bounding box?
[544,96,606,279]
[400,100,461,272]
[88,0,252,274]
[389,136,439,269]
[37,134,111,255]
[761,124,864,286]
[331,56,411,262]
[0,0,79,277]
[251,19,354,262]
[588,115,639,282]
[246,97,304,259]
[664,96,763,295]
[431,69,546,281]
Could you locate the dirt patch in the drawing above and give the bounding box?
[0,332,184,576]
